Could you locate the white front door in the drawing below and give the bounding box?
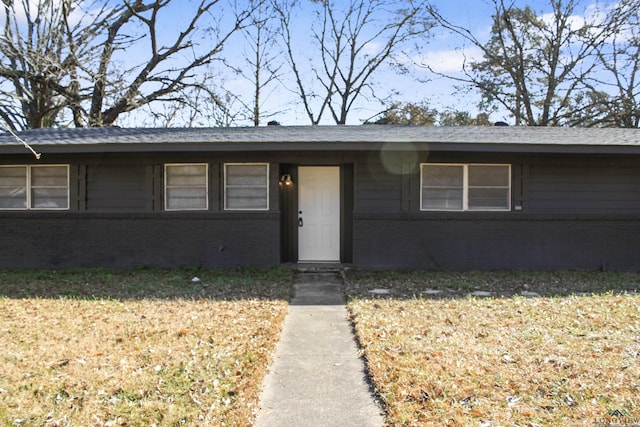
[298,166,340,262]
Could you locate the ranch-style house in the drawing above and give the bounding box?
[0,125,639,271]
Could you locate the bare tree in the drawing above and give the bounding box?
[87,0,259,127]
[142,83,241,127]
[0,0,259,129]
[582,0,640,127]
[223,1,283,126]
[429,0,627,126]
[0,0,111,129]
[274,0,434,125]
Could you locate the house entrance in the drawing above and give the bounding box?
[297,166,340,262]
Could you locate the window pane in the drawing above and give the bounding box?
[32,188,68,209]
[423,165,463,186]
[421,165,464,211]
[165,164,208,210]
[226,165,268,186]
[226,192,269,209]
[166,188,207,210]
[468,165,510,210]
[0,167,27,209]
[30,166,69,209]
[0,166,27,186]
[166,165,207,186]
[226,173,268,186]
[469,165,509,187]
[31,166,67,187]
[226,187,268,207]
[225,164,268,210]
[469,188,510,210]
[0,188,27,208]
[422,188,464,210]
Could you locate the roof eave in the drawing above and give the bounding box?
[2,140,640,155]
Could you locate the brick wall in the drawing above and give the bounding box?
[0,212,280,269]
[352,213,640,271]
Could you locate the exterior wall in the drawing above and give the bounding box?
[352,213,640,271]
[1,150,639,271]
[0,153,282,269]
[85,163,151,211]
[356,155,404,212]
[351,152,640,271]
[526,159,640,213]
[0,212,280,269]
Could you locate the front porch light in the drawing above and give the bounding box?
[279,174,294,187]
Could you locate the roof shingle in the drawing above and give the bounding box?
[1,125,639,153]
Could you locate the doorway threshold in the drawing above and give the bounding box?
[283,262,353,273]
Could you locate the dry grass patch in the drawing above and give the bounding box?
[0,268,292,426]
[346,271,640,426]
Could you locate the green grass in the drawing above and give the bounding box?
[0,267,293,300]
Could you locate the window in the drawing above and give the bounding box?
[421,164,511,211]
[164,164,208,210]
[224,163,269,210]
[0,165,69,210]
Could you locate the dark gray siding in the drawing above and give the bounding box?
[1,150,640,270]
[349,152,640,271]
[527,161,640,213]
[86,164,149,211]
[0,153,283,269]
[355,160,403,212]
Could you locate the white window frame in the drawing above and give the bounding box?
[164,163,209,211]
[420,163,511,212]
[0,164,70,210]
[224,163,270,211]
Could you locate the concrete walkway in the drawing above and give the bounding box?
[253,271,384,427]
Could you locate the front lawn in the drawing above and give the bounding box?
[5,268,640,426]
[346,270,640,426]
[0,268,292,427]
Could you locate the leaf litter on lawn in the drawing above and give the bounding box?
[346,270,640,426]
[0,268,292,426]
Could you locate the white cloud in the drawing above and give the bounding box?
[541,11,586,30]
[416,47,483,73]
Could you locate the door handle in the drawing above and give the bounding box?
[298,217,303,227]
